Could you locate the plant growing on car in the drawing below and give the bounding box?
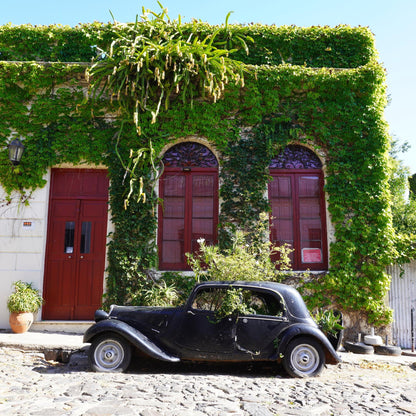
[129,280,180,307]
[313,309,343,337]
[143,281,179,307]
[214,288,256,321]
[186,213,293,319]
[187,212,292,283]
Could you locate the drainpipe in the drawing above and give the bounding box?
[412,307,415,353]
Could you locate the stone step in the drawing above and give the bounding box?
[31,321,93,334]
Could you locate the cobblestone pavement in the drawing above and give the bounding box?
[0,347,415,416]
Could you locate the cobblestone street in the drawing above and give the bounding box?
[0,347,415,416]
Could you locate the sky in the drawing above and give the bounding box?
[2,0,415,173]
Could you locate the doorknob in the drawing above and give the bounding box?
[80,255,84,259]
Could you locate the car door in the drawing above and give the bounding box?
[234,289,289,359]
[171,287,237,360]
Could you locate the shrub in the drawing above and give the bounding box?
[7,281,43,313]
[187,213,293,283]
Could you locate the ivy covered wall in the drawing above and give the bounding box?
[0,20,394,325]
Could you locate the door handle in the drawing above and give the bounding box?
[80,255,84,259]
[68,255,72,259]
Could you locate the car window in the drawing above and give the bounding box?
[192,287,285,317]
[192,288,226,312]
[244,290,286,317]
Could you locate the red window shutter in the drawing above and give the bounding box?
[269,171,327,271]
[159,169,218,270]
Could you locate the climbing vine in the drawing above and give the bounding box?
[0,6,397,324]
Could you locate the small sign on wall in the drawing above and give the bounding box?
[22,221,34,230]
[302,248,322,263]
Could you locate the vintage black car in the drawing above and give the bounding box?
[84,281,341,377]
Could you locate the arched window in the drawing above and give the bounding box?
[158,142,219,270]
[269,145,328,271]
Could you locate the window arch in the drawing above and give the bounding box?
[268,145,328,271]
[158,142,219,270]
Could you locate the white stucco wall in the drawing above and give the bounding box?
[0,172,51,329]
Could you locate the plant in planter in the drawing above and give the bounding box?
[7,281,43,333]
[313,309,344,351]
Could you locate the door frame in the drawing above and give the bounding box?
[42,168,109,320]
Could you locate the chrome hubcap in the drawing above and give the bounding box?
[291,344,319,375]
[94,340,124,370]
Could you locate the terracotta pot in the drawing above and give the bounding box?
[9,312,34,333]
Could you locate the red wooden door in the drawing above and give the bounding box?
[158,168,218,270]
[269,171,327,271]
[43,169,109,320]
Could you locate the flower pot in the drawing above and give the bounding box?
[9,312,34,333]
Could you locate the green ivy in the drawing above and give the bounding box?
[0,11,397,325]
[0,22,375,68]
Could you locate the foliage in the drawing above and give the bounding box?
[86,4,247,208]
[386,140,416,265]
[213,288,256,321]
[7,281,43,313]
[142,281,179,307]
[388,141,416,236]
[0,22,375,68]
[161,272,200,305]
[187,213,293,283]
[0,7,396,325]
[313,309,343,337]
[409,174,416,198]
[87,5,245,129]
[103,148,159,307]
[126,272,198,308]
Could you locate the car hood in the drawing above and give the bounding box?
[109,305,179,317]
[107,304,184,334]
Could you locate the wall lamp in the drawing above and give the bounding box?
[8,138,25,166]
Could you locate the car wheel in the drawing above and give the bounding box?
[89,334,132,373]
[283,337,325,378]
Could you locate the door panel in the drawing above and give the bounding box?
[73,200,108,319]
[236,317,286,359]
[43,199,79,319]
[174,312,236,359]
[43,169,108,320]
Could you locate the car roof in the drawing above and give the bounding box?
[194,280,296,295]
[193,281,310,319]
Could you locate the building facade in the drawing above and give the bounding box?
[0,22,393,330]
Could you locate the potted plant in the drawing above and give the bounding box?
[7,281,43,333]
[314,309,344,351]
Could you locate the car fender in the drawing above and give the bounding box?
[274,324,341,364]
[83,319,180,363]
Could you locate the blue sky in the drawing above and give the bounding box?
[2,0,415,172]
